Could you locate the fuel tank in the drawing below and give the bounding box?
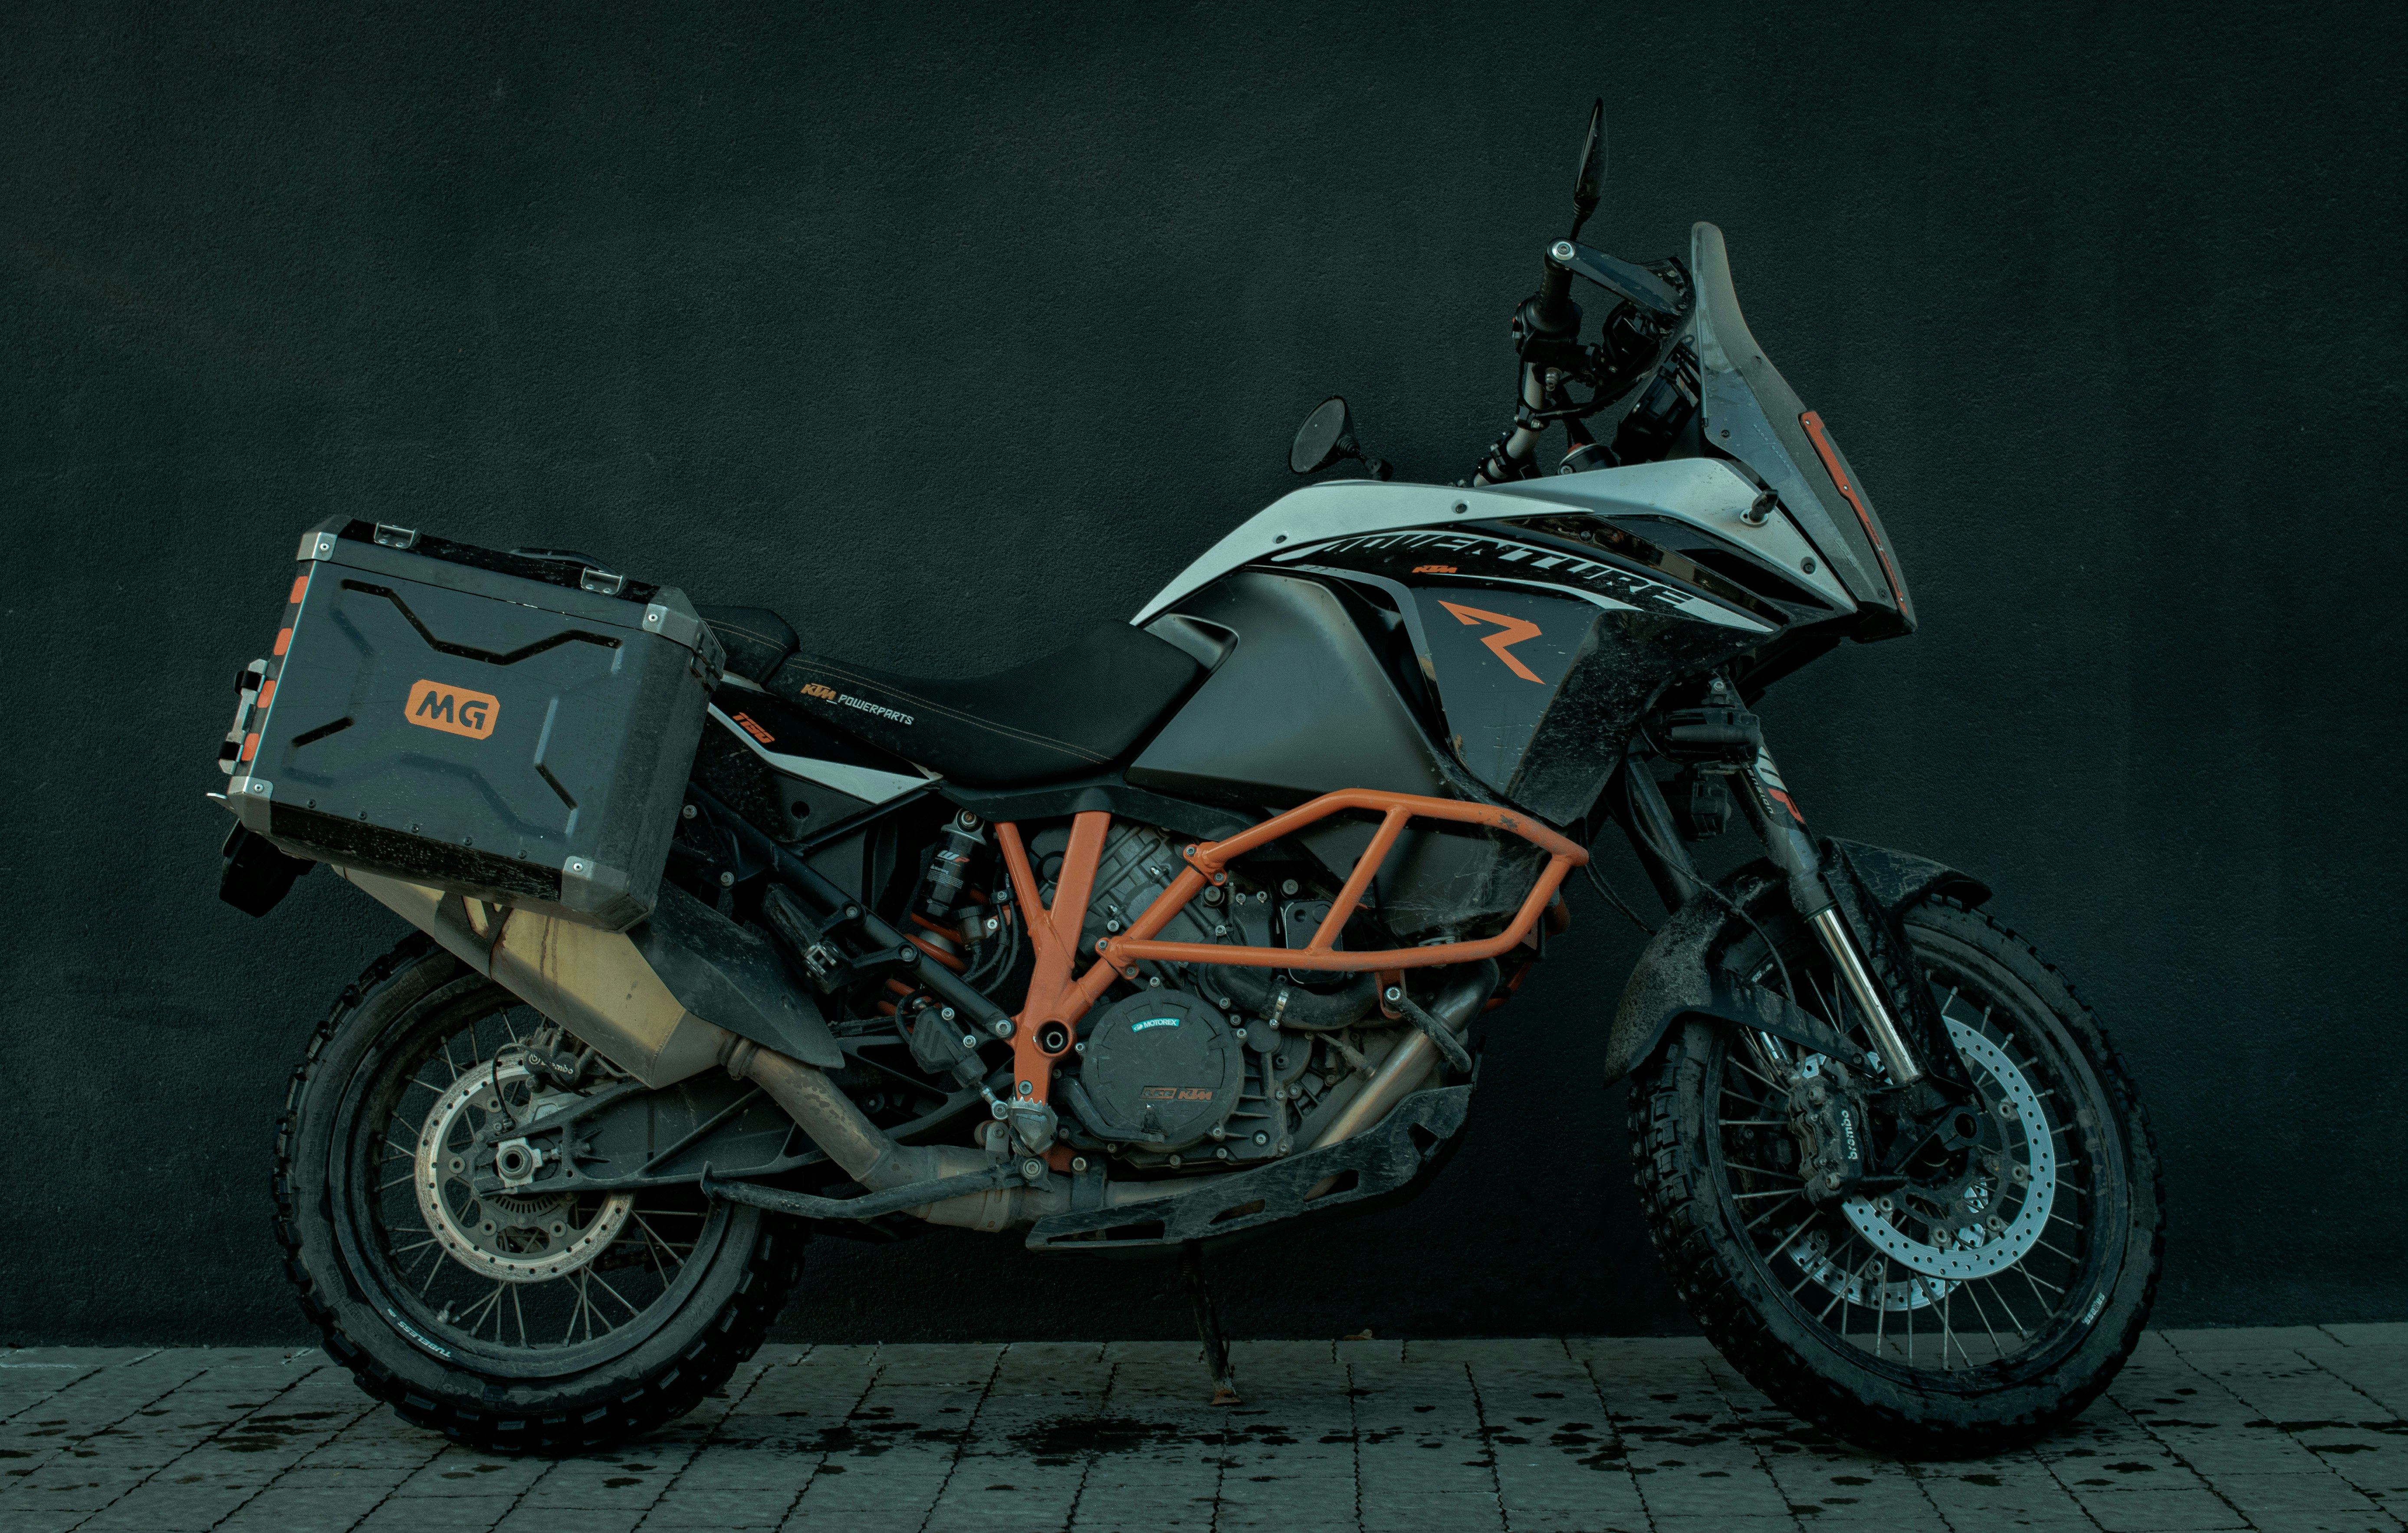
[1131,571,1534,938]
[1129,570,1450,806]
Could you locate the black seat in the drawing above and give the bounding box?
[703,611,1203,788]
[696,606,801,683]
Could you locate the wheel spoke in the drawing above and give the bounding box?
[1743,1193,1803,1233]
[1876,1256,1891,1357]
[1727,1057,1784,1093]
[1961,1277,2008,1358]
[585,1267,642,1321]
[1723,1164,1801,1181]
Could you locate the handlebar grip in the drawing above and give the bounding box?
[1537,256,1573,318]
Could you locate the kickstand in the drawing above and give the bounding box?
[1180,1239,1241,1406]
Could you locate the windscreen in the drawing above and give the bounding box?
[1689,223,1913,634]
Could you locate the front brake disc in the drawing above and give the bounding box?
[1832,1016,2058,1283]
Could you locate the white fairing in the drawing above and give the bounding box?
[1129,458,1856,626]
[707,706,933,803]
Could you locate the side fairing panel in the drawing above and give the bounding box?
[1281,526,1776,824]
[1415,585,1599,792]
[1128,571,1452,805]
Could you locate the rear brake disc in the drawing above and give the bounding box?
[412,1060,634,1284]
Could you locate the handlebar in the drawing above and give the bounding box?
[1468,242,1691,486]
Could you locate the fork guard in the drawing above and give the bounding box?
[1023,1083,1472,1251]
[1602,839,1988,1086]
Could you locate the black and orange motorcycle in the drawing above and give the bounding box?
[214,105,2160,1457]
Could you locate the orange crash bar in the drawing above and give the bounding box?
[1089,788,1588,982]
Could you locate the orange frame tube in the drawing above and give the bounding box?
[990,790,1586,1121]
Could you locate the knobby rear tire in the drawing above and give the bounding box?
[272,936,805,1455]
[1629,896,2164,1457]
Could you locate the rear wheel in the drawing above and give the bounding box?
[1630,894,2162,1456]
[274,937,804,1454]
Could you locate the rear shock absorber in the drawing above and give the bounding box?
[908,811,987,972]
[921,811,985,918]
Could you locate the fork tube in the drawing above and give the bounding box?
[1727,744,1926,1087]
[1806,907,1921,1085]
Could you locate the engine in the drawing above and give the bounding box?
[1024,821,1406,1169]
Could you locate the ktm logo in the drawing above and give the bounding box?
[1412,564,1459,574]
[404,679,499,739]
[800,682,838,702]
[1437,601,1546,684]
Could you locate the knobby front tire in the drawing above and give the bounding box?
[273,936,805,1455]
[1629,896,2163,1457]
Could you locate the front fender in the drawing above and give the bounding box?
[1600,839,1987,1086]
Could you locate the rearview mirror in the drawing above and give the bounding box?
[1570,97,1605,240]
[1289,396,1359,475]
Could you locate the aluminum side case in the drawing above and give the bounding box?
[223,518,723,930]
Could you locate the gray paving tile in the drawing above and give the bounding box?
[1354,1487,1505,1530]
[12,1330,2405,1530]
[2239,1515,2408,1533]
[637,1484,798,1526]
[1932,1513,2103,1533]
[2069,1483,2251,1530]
[215,1478,399,1531]
[2323,1326,2408,1348]
[493,1507,647,1533]
[2201,1469,2401,1518]
[2163,1327,2347,1354]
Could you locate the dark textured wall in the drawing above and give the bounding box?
[3,2,2402,1346]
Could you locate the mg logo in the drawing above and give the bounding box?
[404,679,499,739]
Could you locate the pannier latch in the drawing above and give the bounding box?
[581,566,627,596]
[371,522,419,550]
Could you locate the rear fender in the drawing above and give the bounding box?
[1601,840,1988,1086]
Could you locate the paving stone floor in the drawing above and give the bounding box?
[2,1325,2403,1532]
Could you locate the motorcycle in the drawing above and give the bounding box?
[215,102,2160,1458]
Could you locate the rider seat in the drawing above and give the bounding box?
[699,607,1203,788]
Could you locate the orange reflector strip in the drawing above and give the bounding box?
[1799,409,1910,620]
[288,574,309,606]
[273,627,293,655]
[256,679,276,709]
[241,732,260,762]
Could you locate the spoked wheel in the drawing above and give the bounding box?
[276,937,804,1454]
[1631,891,2162,1456]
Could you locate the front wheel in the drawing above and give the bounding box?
[1630,894,2162,1456]
[274,936,805,1454]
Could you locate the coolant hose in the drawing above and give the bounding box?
[1209,962,1376,1029]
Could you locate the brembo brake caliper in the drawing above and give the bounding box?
[1785,1054,1877,1204]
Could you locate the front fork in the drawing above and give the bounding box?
[1619,698,1929,1087]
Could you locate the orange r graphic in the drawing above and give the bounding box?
[1436,601,1546,684]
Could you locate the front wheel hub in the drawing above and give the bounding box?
[1818,1017,2058,1286]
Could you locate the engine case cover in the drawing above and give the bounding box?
[1079,990,1246,1152]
